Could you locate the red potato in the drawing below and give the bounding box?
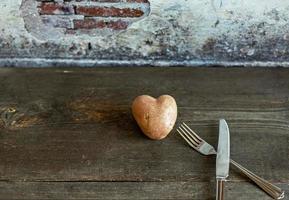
[132,95,177,140]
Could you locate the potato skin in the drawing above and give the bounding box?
[132,95,177,140]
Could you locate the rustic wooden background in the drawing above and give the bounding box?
[0,67,288,199]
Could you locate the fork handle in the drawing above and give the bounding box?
[216,178,225,200]
[230,159,285,199]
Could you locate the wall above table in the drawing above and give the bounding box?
[1,0,289,67]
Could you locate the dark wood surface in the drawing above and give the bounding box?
[0,67,288,199]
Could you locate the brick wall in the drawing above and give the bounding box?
[36,0,150,34]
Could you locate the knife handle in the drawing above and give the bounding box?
[216,178,225,200]
[230,159,285,199]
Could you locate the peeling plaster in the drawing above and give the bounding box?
[1,0,289,67]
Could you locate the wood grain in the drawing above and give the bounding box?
[0,67,288,199]
[0,181,288,200]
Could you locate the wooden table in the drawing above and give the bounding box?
[0,67,288,199]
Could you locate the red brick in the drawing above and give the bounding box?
[74,19,129,30]
[72,0,122,2]
[38,2,74,15]
[75,6,144,17]
[127,0,149,3]
[69,0,149,2]
[65,29,77,34]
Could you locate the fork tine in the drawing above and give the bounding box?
[180,124,202,143]
[179,126,200,145]
[177,126,199,147]
[177,129,198,150]
[182,122,203,141]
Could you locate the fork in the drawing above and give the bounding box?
[177,122,285,200]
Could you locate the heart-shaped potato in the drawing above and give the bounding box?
[132,95,177,140]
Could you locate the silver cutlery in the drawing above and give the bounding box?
[177,122,285,200]
[216,119,230,200]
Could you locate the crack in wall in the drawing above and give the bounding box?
[1,0,289,65]
[21,0,150,39]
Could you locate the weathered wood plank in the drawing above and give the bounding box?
[0,124,288,182]
[0,181,288,200]
[0,67,288,199]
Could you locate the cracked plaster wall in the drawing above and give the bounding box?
[1,0,289,67]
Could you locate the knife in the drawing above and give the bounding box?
[216,119,230,200]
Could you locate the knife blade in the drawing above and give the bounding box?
[216,119,230,200]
